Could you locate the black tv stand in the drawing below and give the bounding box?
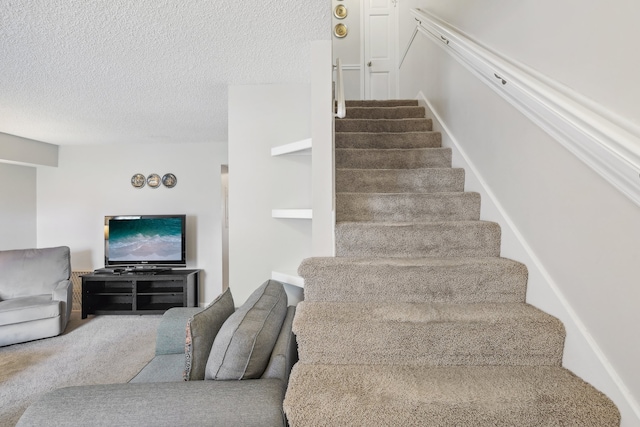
[81,269,200,318]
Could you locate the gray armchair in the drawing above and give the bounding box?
[0,246,72,346]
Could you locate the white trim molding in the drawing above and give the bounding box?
[408,8,640,208]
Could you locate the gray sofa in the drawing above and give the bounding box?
[0,246,72,347]
[17,280,297,427]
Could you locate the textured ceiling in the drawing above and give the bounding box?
[0,0,330,145]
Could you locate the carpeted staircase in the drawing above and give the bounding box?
[283,99,620,426]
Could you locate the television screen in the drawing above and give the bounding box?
[105,215,186,267]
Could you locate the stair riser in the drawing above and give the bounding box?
[336,118,432,133]
[345,99,418,107]
[300,258,527,304]
[295,320,565,366]
[284,365,621,427]
[336,148,451,169]
[335,222,501,258]
[336,168,464,193]
[336,192,480,222]
[335,132,442,149]
[344,106,426,119]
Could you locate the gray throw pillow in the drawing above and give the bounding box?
[183,288,235,381]
[205,280,288,380]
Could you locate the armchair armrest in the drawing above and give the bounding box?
[155,307,203,355]
[52,279,71,302]
[52,279,72,323]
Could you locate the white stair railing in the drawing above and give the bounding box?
[335,58,346,118]
[402,8,640,208]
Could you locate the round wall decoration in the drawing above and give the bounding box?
[162,173,177,188]
[131,173,146,189]
[334,23,348,38]
[146,173,161,188]
[334,5,347,19]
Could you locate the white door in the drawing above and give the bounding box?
[363,0,398,100]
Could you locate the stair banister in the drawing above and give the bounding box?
[334,58,346,119]
[404,7,640,209]
[399,19,420,69]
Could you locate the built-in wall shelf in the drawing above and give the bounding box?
[270,137,312,293]
[271,270,304,288]
[271,209,312,219]
[271,138,312,156]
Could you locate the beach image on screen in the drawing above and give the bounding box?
[108,217,182,261]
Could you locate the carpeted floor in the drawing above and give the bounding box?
[0,312,161,426]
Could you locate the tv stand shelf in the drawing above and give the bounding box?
[81,269,200,318]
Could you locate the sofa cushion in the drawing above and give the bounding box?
[130,354,186,383]
[260,306,297,382]
[184,288,235,381]
[0,295,61,326]
[205,280,288,380]
[0,246,71,300]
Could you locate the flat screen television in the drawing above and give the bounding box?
[104,215,186,269]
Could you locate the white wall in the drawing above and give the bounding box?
[36,142,227,306]
[398,2,640,425]
[228,84,312,306]
[0,163,36,249]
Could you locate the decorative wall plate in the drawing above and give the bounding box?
[146,173,161,188]
[334,23,348,38]
[131,173,146,189]
[334,5,347,19]
[162,173,177,188]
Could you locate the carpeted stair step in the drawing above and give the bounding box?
[344,105,426,119]
[299,256,527,304]
[293,301,565,366]
[284,364,620,426]
[336,168,464,193]
[336,118,432,133]
[336,192,480,222]
[336,131,442,149]
[336,147,451,169]
[345,99,418,107]
[336,221,501,258]
[335,221,501,258]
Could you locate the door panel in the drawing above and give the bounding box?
[369,0,390,14]
[369,16,390,59]
[370,73,390,100]
[364,0,397,100]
